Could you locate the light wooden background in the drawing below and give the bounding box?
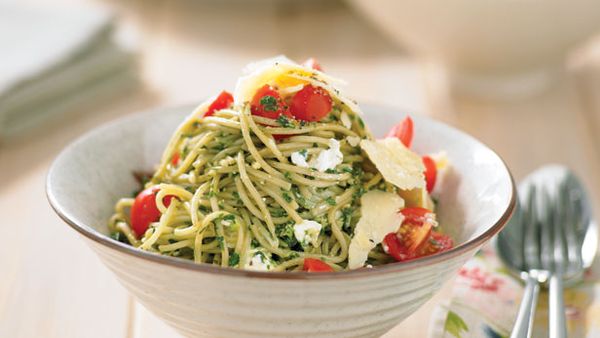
[2,0,600,337]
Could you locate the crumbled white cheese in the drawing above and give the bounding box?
[348,190,405,269]
[360,138,425,190]
[245,250,273,271]
[346,136,361,147]
[218,156,236,167]
[340,111,352,129]
[310,139,343,172]
[293,220,323,246]
[290,151,309,168]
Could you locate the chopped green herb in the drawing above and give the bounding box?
[232,191,240,200]
[276,114,294,128]
[260,95,278,112]
[215,236,224,249]
[358,118,365,128]
[199,205,210,213]
[325,168,337,174]
[282,191,293,203]
[251,250,268,264]
[284,171,292,181]
[276,223,298,248]
[341,167,353,174]
[212,143,226,151]
[223,214,236,221]
[228,252,240,267]
[352,186,366,201]
[312,142,318,147]
[287,252,300,259]
[251,239,260,248]
[271,208,287,217]
[299,148,308,158]
[341,207,354,231]
[325,197,336,206]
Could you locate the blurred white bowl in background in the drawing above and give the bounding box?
[347,0,600,98]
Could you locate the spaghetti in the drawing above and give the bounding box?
[108,56,452,272]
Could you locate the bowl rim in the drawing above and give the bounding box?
[46,103,516,280]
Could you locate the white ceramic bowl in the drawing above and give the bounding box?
[348,0,600,98]
[47,104,515,338]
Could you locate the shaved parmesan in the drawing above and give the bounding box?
[398,188,435,210]
[279,84,305,96]
[348,190,405,269]
[360,138,425,190]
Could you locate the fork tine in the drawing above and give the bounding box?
[552,180,568,273]
[539,187,554,271]
[524,184,541,269]
[562,178,584,274]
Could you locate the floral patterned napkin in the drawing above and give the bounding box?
[429,243,600,338]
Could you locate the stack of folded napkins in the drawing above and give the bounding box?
[0,4,137,138]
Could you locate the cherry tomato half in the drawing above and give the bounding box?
[303,258,334,272]
[251,85,291,119]
[302,58,323,71]
[420,231,454,256]
[422,156,437,193]
[400,207,433,224]
[383,233,407,262]
[386,117,413,148]
[383,207,435,262]
[383,222,432,262]
[130,187,176,238]
[290,85,332,122]
[204,91,233,117]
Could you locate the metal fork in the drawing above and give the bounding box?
[498,166,597,338]
[543,176,588,338]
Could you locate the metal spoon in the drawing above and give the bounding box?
[496,165,598,338]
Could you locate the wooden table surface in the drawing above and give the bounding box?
[2,1,600,337]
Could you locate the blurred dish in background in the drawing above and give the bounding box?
[347,0,600,99]
[0,4,138,139]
